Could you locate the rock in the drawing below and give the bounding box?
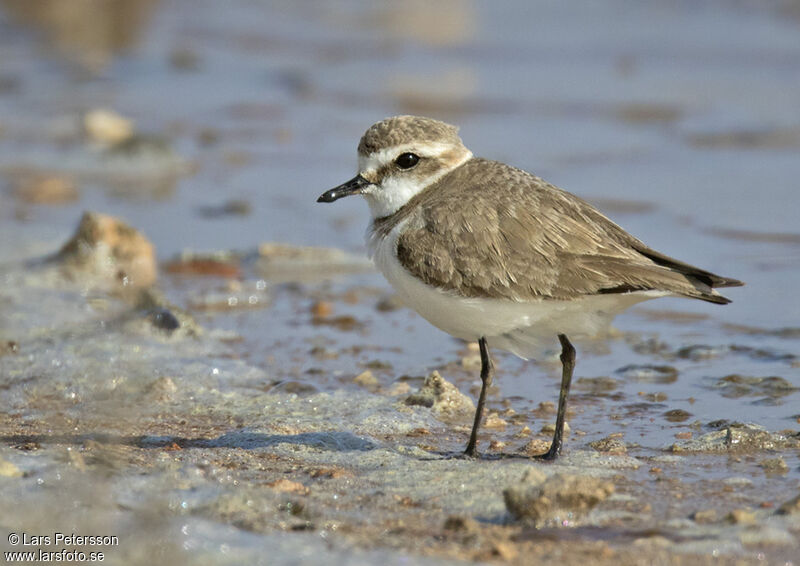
[663,409,692,422]
[589,434,627,454]
[503,471,614,526]
[514,426,532,438]
[0,458,23,478]
[13,174,79,205]
[84,108,134,145]
[520,438,552,456]
[670,423,798,453]
[147,308,181,333]
[353,370,378,389]
[134,289,201,337]
[57,212,156,289]
[484,412,507,429]
[405,371,475,420]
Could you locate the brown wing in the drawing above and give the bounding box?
[395,158,743,304]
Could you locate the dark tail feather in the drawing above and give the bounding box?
[634,244,744,290]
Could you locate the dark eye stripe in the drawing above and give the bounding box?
[394,152,420,169]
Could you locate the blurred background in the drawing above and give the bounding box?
[1,0,799,318]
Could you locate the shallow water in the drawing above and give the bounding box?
[1,1,799,564]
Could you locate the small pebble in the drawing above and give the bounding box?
[520,438,551,456]
[84,108,134,145]
[484,412,507,429]
[514,426,532,438]
[589,435,627,453]
[353,370,378,389]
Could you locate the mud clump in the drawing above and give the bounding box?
[405,371,475,420]
[670,423,799,453]
[503,470,614,526]
[133,288,201,337]
[57,211,156,289]
[589,434,627,454]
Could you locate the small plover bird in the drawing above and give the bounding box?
[318,115,743,459]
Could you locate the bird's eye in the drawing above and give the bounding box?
[394,152,420,170]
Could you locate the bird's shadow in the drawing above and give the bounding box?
[1,430,377,452]
[433,449,556,462]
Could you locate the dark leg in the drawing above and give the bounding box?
[540,333,575,460]
[464,337,494,457]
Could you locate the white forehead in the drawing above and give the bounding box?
[357,141,454,174]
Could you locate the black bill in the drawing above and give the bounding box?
[317,175,370,203]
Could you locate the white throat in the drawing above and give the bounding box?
[358,146,472,219]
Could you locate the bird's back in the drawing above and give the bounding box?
[377,157,742,305]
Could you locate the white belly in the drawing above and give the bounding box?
[370,220,665,359]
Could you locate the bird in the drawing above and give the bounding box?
[317,115,743,460]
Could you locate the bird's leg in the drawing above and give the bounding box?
[464,337,494,457]
[540,333,575,461]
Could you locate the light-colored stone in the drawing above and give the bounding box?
[405,371,475,421]
[504,471,613,526]
[85,108,134,145]
[58,211,157,288]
